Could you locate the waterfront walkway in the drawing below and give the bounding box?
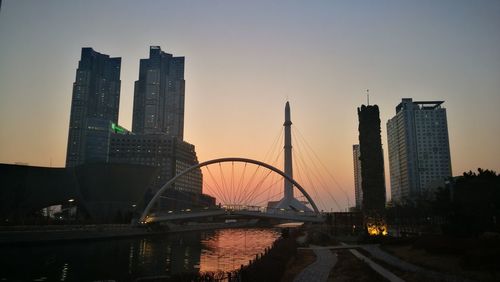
[293,245,338,282]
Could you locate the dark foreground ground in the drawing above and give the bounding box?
[280,228,500,282]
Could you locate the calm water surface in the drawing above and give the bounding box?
[0,227,281,281]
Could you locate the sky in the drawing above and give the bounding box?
[1,0,499,211]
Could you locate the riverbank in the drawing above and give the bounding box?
[0,227,281,281]
[0,221,259,245]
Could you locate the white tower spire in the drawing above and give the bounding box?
[283,101,294,201]
[275,101,311,211]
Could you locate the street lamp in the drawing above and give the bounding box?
[67,198,76,223]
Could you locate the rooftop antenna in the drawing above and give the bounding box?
[366,89,370,106]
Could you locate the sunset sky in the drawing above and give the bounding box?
[1,1,499,211]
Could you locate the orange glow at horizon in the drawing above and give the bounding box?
[179,150,352,212]
[1,1,499,214]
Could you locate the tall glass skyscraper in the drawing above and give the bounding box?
[66,48,121,167]
[132,46,185,139]
[387,98,452,203]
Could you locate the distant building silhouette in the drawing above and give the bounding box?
[132,46,185,139]
[66,48,121,167]
[387,98,452,203]
[352,144,363,209]
[0,163,159,223]
[108,134,202,194]
[357,105,386,212]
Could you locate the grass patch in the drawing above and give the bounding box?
[355,247,439,282]
[382,235,500,282]
[328,250,387,282]
[280,249,317,282]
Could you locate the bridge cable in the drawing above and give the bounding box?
[154,170,213,209]
[263,145,284,206]
[294,126,352,208]
[292,130,342,211]
[228,162,234,204]
[246,175,284,206]
[243,146,283,206]
[292,130,341,211]
[203,166,226,203]
[292,131,342,212]
[293,145,328,211]
[291,149,315,211]
[262,127,283,165]
[293,130,346,211]
[202,175,230,206]
[244,169,274,205]
[292,130,348,210]
[266,170,278,207]
[233,162,248,205]
[205,166,231,204]
[292,131,326,209]
[218,163,231,204]
[237,164,264,206]
[254,190,284,207]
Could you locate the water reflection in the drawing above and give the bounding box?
[0,227,280,281]
[200,228,281,272]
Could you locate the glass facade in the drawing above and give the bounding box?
[132,46,185,139]
[66,48,121,167]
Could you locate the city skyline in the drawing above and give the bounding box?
[1,1,500,210]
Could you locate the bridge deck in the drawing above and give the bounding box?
[147,208,325,223]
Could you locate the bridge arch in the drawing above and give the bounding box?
[139,157,320,223]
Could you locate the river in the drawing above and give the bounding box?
[0,227,281,281]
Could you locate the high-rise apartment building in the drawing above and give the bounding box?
[387,98,452,203]
[357,105,386,212]
[132,46,185,139]
[352,144,363,209]
[66,48,121,167]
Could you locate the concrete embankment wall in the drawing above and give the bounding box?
[0,222,259,245]
[0,224,149,245]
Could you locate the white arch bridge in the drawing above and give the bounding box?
[139,158,326,224]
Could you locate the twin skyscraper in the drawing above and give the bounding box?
[66,46,202,196]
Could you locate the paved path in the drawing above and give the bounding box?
[298,245,366,250]
[348,247,404,282]
[295,232,308,245]
[360,245,475,282]
[300,244,475,282]
[294,245,338,282]
[299,244,403,282]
